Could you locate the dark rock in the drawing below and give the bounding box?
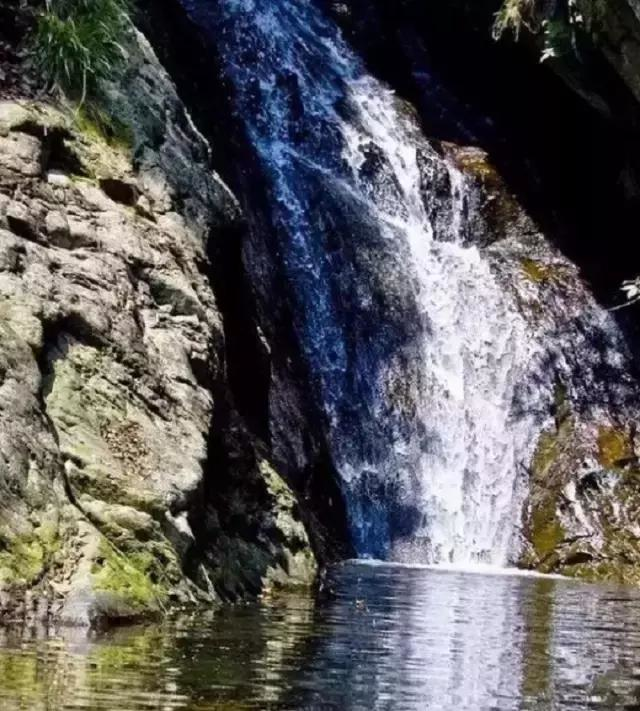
[99,178,139,206]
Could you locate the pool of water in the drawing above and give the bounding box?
[2,562,640,709]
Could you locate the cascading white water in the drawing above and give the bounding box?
[337,77,543,564]
[190,0,563,565]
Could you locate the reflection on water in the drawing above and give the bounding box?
[1,563,640,710]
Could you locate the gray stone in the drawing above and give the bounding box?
[0,20,316,626]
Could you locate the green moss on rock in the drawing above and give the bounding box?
[531,500,565,561]
[0,522,60,586]
[0,539,46,585]
[522,415,576,571]
[532,430,560,479]
[564,560,640,586]
[520,258,565,284]
[597,426,634,468]
[74,105,134,153]
[91,541,168,615]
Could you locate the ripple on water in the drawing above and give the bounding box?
[1,563,640,710]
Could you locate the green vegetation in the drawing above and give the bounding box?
[526,428,567,566]
[521,258,551,283]
[493,0,538,40]
[32,0,131,103]
[520,258,568,285]
[92,540,168,615]
[530,499,565,561]
[74,104,134,150]
[0,522,60,586]
[494,0,606,56]
[597,426,634,468]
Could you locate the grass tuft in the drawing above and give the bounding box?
[32,0,131,103]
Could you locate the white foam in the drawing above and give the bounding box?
[345,559,567,579]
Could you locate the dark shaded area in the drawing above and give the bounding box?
[99,178,139,206]
[328,0,640,313]
[0,0,38,100]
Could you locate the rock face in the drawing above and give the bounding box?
[2,0,640,619]
[136,0,354,567]
[433,145,640,583]
[0,20,316,625]
[426,0,640,583]
[597,0,640,105]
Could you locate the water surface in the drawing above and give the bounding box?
[2,562,640,710]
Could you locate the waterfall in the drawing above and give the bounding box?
[184,0,633,565]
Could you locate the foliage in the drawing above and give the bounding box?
[612,277,640,310]
[540,18,572,62]
[492,0,538,40]
[92,541,167,614]
[493,0,606,58]
[74,103,135,150]
[32,0,131,102]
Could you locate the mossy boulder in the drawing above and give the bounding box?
[522,409,640,585]
[91,541,169,618]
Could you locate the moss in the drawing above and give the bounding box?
[532,431,558,479]
[449,145,524,233]
[67,466,165,516]
[73,105,134,153]
[531,408,575,481]
[92,541,168,614]
[454,147,497,180]
[0,523,60,586]
[524,418,577,568]
[565,560,640,586]
[521,258,554,284]
[597,427,634,469]
[531,500,565,560]
[0,539,45,585]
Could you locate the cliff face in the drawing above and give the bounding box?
[135,0,354,567]
[598,0,640,104]
[0,11,316,626]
